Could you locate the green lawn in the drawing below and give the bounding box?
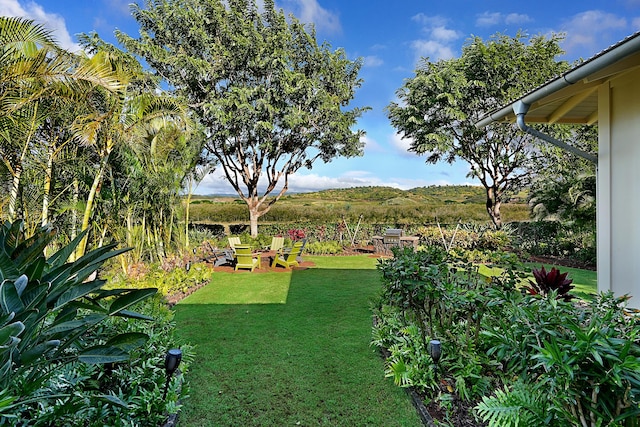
[173,255,423,426]
[478,262,597,298]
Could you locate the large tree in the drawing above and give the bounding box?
[387,32,569,228]
[118,0,367,236]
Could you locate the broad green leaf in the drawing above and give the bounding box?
[23,256,45,283]
[54,280,106,310]
[12,228,54,270]
[0,322,24,345]
[78,345,129,364]
[112,309,154,321]
[0,251,19,282]
[108,288,156,315]
[45,313,106,336]
[53,305,77,324]
[13,275,27,296]
[21,283,49,311]
[0,280,24,315]
[105,332,148,352]
[71,244,128,275]
[19,339,60,365]
[98,394,128,408]
[47,229,88,268]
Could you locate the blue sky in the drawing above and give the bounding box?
[2,0,640,194]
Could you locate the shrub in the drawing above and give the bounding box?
[0,220,162,424]
[526,265,575,301]
[480,292,640,426]
[303,240,343,255]
[373,246,523,405]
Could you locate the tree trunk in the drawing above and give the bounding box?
[185,179,194,250]
[41,145,54,226]
[8,162,22,222]
[485,186,503,229]
[249,204,260,237]
[77,156,108,258]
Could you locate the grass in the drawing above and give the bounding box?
[173,255,423,426]
[478,262,598,298]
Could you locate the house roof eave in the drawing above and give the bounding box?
[475,31,640,129]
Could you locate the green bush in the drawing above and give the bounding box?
[479,292,640,425]
[372,246,524,408]
[305,240,344,255]
[110,261,213,298]
[372,246,640,425]
[0,220,174,425]
[415,224,512,252]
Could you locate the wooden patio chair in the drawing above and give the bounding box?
[268,236,285,252]
[234,244,260,272]
[272,241,302,269]
[228,236,241,251]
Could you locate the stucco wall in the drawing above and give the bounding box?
[598,71,640,307]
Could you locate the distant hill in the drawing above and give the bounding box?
[188,185,530,225]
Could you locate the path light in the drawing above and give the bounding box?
[163,348,182,399]
[429,339,441,382]
[428,339,441,363]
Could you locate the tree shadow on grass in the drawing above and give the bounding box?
[171,260,424,427]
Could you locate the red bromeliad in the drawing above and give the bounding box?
[527,265,575,301]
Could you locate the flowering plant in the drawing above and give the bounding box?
[287,228,306,241]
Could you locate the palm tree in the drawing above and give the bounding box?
[0,17,122,227]
[71,35,193,257]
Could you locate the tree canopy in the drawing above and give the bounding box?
[387,32,569,228]
[118,0,368,236]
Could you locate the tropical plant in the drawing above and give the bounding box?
[70,34,193,259]
[118,0,368,237]
[475,381,553,426]
[0,220,157,420]
[0,17,122,230]
[526,265,575,301]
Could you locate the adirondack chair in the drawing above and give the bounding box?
[272,241,302,269]
[203,241,234,267]
[228,236,241,251]
[234,244,260,271]
[295,238,307,262]
[268,236,285,252]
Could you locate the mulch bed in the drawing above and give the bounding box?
[528,254,596,270]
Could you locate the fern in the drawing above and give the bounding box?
[475,382,550,426]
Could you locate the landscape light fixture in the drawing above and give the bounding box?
[429,339,441,382]
[163,348,183,399]
[429,339,441,363]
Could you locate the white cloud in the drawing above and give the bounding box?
[280,0,341,34]
[409,14,460,62]
[560,10,628,56]
[431,26,459,42]
[475,11,532,27]
[0,0,81,52]
[363,55,383,67]
[411,39,455,61]
[362,134,384,153]
[475,12,502,27]
[504,13,531,25]
[389,132,415,157]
